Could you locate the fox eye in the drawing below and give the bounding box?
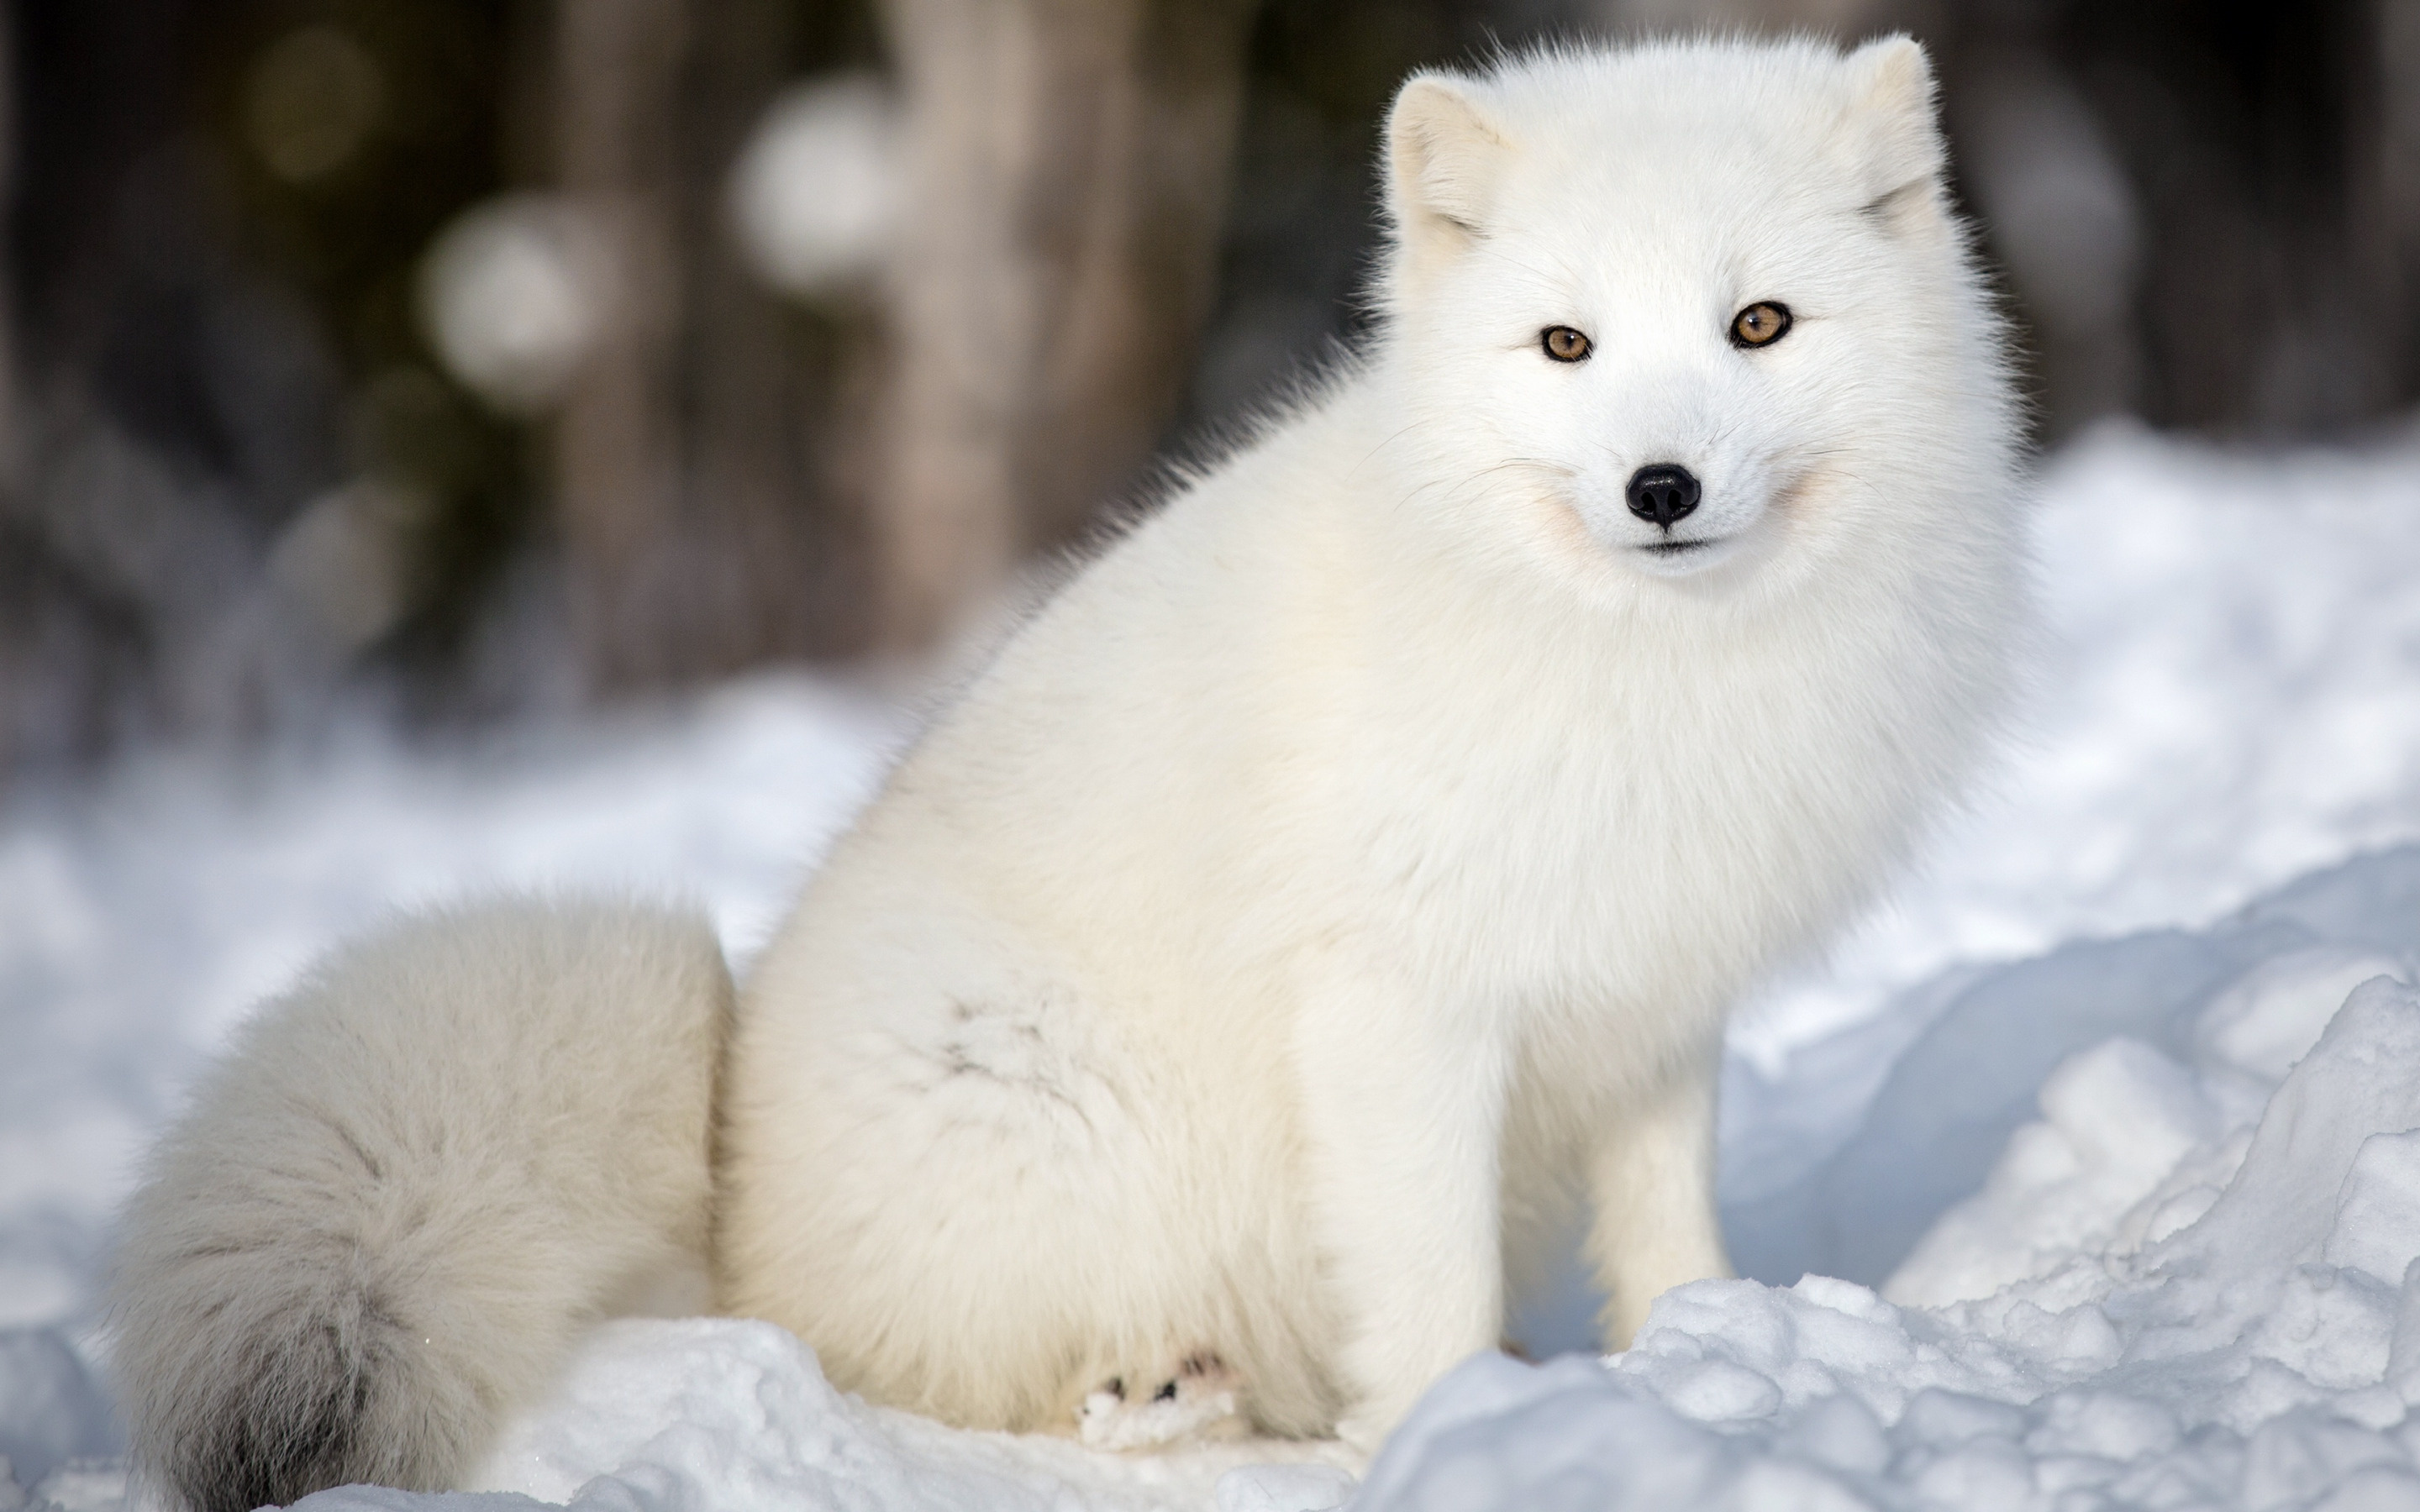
[1541,326,1592,363]
[1729,302,1792,349]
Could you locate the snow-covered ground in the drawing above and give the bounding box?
[5,420,2420,1511]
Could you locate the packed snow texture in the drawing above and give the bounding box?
[1364,850,2420,1511]
[4,422,2420,1510]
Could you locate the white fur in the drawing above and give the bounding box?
[721,32,2023,1446]
[108,900,730,1512]
[112,34,2027,1506]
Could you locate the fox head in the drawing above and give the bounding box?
[1373,36,2019,610]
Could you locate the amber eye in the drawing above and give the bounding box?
[1541,325,1592,363]
[1729,302,1793,349]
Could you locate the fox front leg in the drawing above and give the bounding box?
[1585,1042,1733,1350]
[1290,969,1510,1448]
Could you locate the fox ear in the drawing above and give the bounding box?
[1386,71,1512,266]
[1836,36,1948,221]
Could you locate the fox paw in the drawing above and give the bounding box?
[1076,1352,1244,1451]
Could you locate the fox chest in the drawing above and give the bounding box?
[1314,665,1896,1021]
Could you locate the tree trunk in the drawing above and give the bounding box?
[873,0,1257,649]
[549,0,865,690]
[550,0,691,689]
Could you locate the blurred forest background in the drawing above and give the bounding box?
[1,0,2416,777]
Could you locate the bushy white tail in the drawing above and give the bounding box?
[108,897,732,1512]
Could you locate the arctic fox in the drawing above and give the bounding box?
[111,33,2025,1512]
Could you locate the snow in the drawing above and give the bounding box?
[1362,870,2420,1510]
[451,1319,1355,1512]
[5,419,2420,1510]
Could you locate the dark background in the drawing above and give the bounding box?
[2,0,2414,778]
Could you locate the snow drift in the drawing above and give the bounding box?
[1360,846,2420,1511]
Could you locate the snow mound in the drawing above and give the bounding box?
[1729,840,2420,1295]
[1361,853,2420,1511]
[434,1318,1352,1512]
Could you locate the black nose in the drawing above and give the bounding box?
[1625,464,1702,528]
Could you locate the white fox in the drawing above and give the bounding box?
[110,33,2026,1512]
